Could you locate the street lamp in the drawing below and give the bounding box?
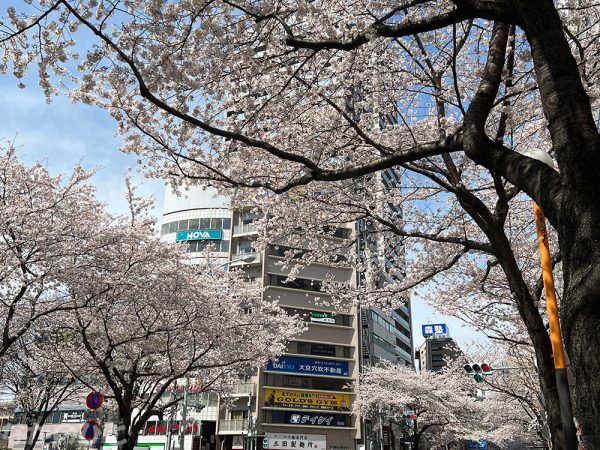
[214,254,256,270]
[523,148,578,450]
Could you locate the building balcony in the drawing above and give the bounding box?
[232,224,258,236]
[218,419,248,434]
[230,252,261,266]
[227,382,255,396]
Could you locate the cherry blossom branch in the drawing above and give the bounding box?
[462,21,564,225]
[286,9,473,51]
[59,1,322,173]
[0,1,62,43]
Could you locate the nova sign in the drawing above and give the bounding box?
[176,229,222,242]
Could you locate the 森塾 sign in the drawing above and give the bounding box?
[176,229,222,241]
[264,388,351,410]
[421,323,447,337]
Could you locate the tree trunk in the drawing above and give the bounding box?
[24,417,42,450]
[513,2,600,445]
[117,420,138,450]
[487,225,565,450]
[558,197,600,449]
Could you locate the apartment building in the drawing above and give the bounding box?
[159,185,410,450]
[415,335,462,372]
[159,187,232,450]
[219,209,360,450]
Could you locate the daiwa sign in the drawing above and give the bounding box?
[176,229,222,242]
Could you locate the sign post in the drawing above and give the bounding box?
[84,392,105,449]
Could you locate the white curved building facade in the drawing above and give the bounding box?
[160,186,232,266]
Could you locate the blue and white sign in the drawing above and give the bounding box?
[421,323,448,337]
[176,229,222,242]
[266,355,349,377]
[466,439,487,450]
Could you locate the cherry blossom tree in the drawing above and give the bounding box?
[52,186,302,450]
[2,0,600,446]
[0,334,83,450]
[355,361,537,449]
[476,342,556,448]
[0,145,105,359]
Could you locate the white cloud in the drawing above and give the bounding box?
[0,76,165,218]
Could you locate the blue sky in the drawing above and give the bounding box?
[0,73,484,350]
[0,75,166,217]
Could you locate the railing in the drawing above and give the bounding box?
[227,382,255,396]
[233,224,258,235]
[219,419,248,433]
[230,252,261,265]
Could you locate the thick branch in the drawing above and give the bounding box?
[286,9,472,51]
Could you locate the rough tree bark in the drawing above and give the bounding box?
[509,2,600,447]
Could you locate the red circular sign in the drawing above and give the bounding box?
[81,420,100,440]
[86,391,104,410]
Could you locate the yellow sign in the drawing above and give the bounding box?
[264,388,351,411]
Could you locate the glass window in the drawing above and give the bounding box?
[220,240,230,253]
[210,218,222,229]
[177,219,189,231]
[200,218,210,228]
[161,223,168,234]
[168,221,178,234]
[222,218,231,229]
[197,241,208,252]
[187,241,198,252]
[188,218,199,229]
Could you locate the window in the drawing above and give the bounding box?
[322,226,352,239]
[188,218,199,229]
[187,240,230,253]
[266,374,351,391]
[268,274,323,292]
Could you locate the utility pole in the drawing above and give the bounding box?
[246,393,254,450]
[179,377,190,450]
[166,394,176,450]
[378,408,384,450]
[524,148,577,450]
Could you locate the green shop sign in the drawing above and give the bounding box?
[310,311,336,324]
[176,229,222,241]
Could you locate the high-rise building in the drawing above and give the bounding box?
[356,169,413,369]
[160,187,233,450]
[159,185,412,450]
[222,208,360,450]
[415,335,461,372]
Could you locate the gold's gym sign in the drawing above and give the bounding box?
[264,388,351,410]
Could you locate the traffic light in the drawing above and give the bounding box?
[464,363,492,382]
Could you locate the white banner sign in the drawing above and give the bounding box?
[232,436,244,450]
[264,433,326,450]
